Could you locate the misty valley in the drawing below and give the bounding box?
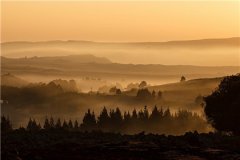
[1,56,227,133]
[2,1,240,159]
[1,40,240,160]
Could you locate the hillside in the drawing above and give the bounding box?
[1,54,111,65]
[1,56,239,77]
[147,77,223,107]
[148,77,222,93]
[1,73,29,87]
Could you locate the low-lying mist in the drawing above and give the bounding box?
[1,73,221,133]
[2,38,240,66]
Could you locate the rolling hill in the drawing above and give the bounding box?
[1,37,240,66]
[148,77,222,102]
[1,73,29,87]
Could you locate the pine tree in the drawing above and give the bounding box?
[1,116,12,133]
[143,106,149,120]
[82,109,96,131]
[32,119,40,131]
[37,123,42,130]
[158,91,162,99]
[98,107,110,131]
[109,108,123,132]
[123,111,131,129]
[74,120,79,129]
[44,117,51,130]
[115,108,123,124]
[163,108,172,121]
[27,118,33,131]
[49,117,55,129]
[68,120,73,129]
[123,111,131,122]
[62,120,68,129]
[55,118,62,129]
[150,106,162,122]
[27,118,40,131]
[132,109,138,120]
[152,90,156,98]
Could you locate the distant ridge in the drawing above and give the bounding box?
[1,56,239,76]
[1,54,112,64]
[2,37,239,66]
[2,37,240,46]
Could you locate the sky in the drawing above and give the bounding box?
[1,1,240,42]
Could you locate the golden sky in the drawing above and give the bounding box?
[1,1,240,42]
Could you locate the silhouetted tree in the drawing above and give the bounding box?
[62,120,68,129]
[149,106,163,122]
[123,111,131,122]
[137,88,152,99]
[1,116,12,133]
[98,107,110,130]
[116,89,122,95]
[109,108,123,132]
[49,117,55,129]
[204,75,240,135]
[143,106,149,120]
[180,76,186,82]
[137,106,149,130]
[74,120,79,129]
[138,110,144,120]
[27,118,40,131]
[82,109,97,131]
[152,90,156,98]
[158,91,162,99]
[55,118,62,129]
[132,109,138,121]
[68,120,73,129]
[163,108,171,121]
[43,117,51,130]
[26,118,33,131]
[139,81,147,89]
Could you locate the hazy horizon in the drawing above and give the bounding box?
[2,1,239,42]
[1,36,240,43]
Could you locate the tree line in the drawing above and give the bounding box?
[2,75,239,135]
[1,106,208,134]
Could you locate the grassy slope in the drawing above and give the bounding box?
[146,77,223,108]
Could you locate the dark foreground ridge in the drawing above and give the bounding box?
[2,130,240,160]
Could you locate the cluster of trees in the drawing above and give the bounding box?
[2,82,64,105]
[136,89,162,99]
[2,106,208,134]
[109,86,122,95]
[204,75,240,135]
[80,106,207,134]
